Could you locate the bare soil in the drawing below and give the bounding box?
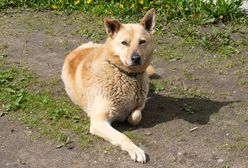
[0,10,248,168]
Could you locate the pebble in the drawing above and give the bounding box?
[145,132,152,136]
[177,152,183,156]
[217,158,224,163]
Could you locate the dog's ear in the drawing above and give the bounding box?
[140,8,156,33]
[104,18,122,37]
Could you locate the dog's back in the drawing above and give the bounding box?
[61,42,101,108]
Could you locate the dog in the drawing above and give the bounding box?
[61,9,155,163]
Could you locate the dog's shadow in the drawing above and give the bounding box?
[115,92,235,130]
[141,92,234,127]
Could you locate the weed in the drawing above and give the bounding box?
[245,116,248,122]
[56,134,74,148]
[220,166,231,168]
[124,129,144,145]
[156,41,185,61]
[0,53,8,59]
[183,70,199,81]
[3,89,27,112]
[181,103,197,114]
[149,80,166,94]
[239,79,248,87]
[168,21,246,56]
[0,68,15,84]
[150,78,209,100]
[225,136,248,151]
[170,83,208,99]
[48,108,72,121]
[103,146,114,154]
[244,115,248,122]
[0,59,92,147]
[72,27,104,42]
[0,43,9,50]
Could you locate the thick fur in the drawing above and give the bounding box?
[61,9,156,163]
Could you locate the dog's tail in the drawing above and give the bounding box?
[146,65,155,77]
[146,65,160,79]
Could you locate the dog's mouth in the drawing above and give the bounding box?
[127,61,141,67]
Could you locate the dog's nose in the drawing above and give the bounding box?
[131,52,141,65]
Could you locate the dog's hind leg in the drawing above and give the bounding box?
[128,108,143,126]
[88,97,146,163]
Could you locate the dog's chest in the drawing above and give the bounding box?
[95,64,148,121]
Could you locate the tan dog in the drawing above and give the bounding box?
[61,9,155,163]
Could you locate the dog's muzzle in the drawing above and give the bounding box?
[130,52,141,66]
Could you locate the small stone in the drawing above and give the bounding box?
[217,158,224,163]
[25,130,32,135]
[145,132,152,136]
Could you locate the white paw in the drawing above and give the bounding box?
[127,145,146,163]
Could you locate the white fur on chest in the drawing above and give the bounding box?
[88,62,149,122]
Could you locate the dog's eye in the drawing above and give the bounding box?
[139,39,146,45]
[121,41,128,46]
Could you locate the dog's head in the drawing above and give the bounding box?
[104,9,155,73]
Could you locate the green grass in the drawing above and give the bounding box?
[0,58,95,147]
[225,136,248,152]
[0,0,245,23]
[165,18,248,57]
[183,69,199,81]
[149,80,166,94]
[239,79,248,87]
[245,116,248,122]
[149,79,208,98]
[70,15,104,42]
[181,103,198,114]
[124,129,144,145]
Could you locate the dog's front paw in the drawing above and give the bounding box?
[127,145,146,163]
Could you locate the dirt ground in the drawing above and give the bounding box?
[0,10,248,168]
